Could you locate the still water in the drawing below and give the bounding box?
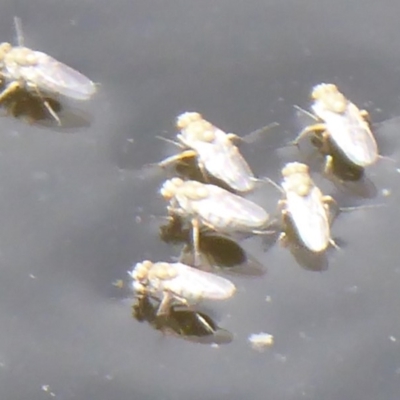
[0,0,400,399]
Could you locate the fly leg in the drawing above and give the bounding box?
[156,136,186,149]
[277,200,290,247]
[320,195,340,249]
[321,194,339,223]
[191,217,201,266]
[359,109,370,123]
[324,154,333,175]
[31,84,61,125]
[156,292,174,316]
[226,133,242,142]
[0,80,21,103]
[158,150,197,168]
[290,123,326,146]
[197,160,210,183]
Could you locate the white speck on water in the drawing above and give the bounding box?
[248,332,274,352]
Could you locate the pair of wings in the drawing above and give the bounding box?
[183,128,255,192]
[284,186,330,252]
[133,262,236,300]
[11,48,96,100]
[312,101,378,167]
[179,183,269,231]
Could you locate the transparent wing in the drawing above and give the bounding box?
[285,187,330,252]
[313,102,378,166]
[164,263,236,300]
[194,130,255,192]
[28,51,96,100]
[188,184,269,230]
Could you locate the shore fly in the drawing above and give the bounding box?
[160,177,270,263]
[293,83,378,171]
[129,260,236,315]
[278,162,337,252]
[0,17,96,125]
[158,112,257,192]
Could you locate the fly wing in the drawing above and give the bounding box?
[313,102,378,166]
[195,131,255,192]
[164,263,236,300]
[285,187,330,252]
[188,184,269,231]
[27,51,96,100]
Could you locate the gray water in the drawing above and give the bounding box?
[1,0,400,399]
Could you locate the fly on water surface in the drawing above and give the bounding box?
[129,260,236,315]
[160,177,270,264]
[0,17,96,125]
[158,112,257,193]
[293,83,378,172]
[278,162,337,253]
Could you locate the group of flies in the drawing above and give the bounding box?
[129,81,382,342]
[0,19,382,343]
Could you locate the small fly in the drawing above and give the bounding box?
[0,17,96,125]
[160,177,270,263]
[293,83,378,171]
[278,162,337,252]
[158,112,257,193]
[129,260,236,315]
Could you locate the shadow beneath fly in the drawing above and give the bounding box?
[132,295,233,345]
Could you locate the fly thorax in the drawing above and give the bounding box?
[285,174,312,196]
[294,174,313,196]
[184,120,215,143]
[176,111,202,130]
[149,263,178,280]
[315,90,347,114]
[295,182,312,196]
[312,84,347,114]
[11,47,38,66]
[182,182,209,200]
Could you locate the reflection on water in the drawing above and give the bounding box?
[132,295,233,345]
[0,86,92,129]
[279,216,330,271]
[159,216,267,276]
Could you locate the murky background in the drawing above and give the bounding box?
[1,0,400,399]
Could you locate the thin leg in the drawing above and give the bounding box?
[156,135,185,148]
[290,123,326,146]
[33,85,61,125]
[198,160,210,182]
[329,238,340,250]
[0,81,21,103]
[237,122,280,144]
[14,16,25,46]
[191,218,201,266]
[324,155,334,176]
[158,149,197,168]
[261,176,284,194]
[359,109,369,121]
[321,195,338,224]
[156,292,174,316]
[278,231,289,248]
[322,195,336,206]
[226,132,242,142]
[294,104,319,121]
[195,313,215,333]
